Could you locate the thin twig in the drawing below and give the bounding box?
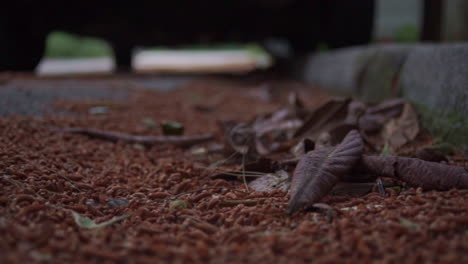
[54,127,213,147]
[242,153,250,191]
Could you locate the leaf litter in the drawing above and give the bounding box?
[3,77,468,263]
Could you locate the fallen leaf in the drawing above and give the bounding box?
[161,121,185,136]
[227,123,255,155]
[365,98,405,116]
[358,155,468,190]
[71,211,131,229]
[294,97,350,139]
[326,123,358,145]
[288,130,364,214]
[345,101,366,125]
[248,170,290,192]
[358,98,405,133]
[291,138,315,157]
[382,103,419,150]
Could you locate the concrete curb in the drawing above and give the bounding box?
[302,43,468,147]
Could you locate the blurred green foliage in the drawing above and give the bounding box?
[45,31,112,58]
[45,31,267,59]
[394,25,419,43]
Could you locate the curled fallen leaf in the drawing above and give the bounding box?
[288,130,363,214]
[357,155,468,191]
[381,103,419,151]
[358,98,405,133]
[294,97,350,139]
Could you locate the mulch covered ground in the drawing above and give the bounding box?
[1,76,468,263]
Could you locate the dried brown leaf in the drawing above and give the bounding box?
[358,98,406,133]
[288,130,363,214]
[358,155,468,190]
[382,103,419,150]
[248,170,290,192]
[294,97,350,139]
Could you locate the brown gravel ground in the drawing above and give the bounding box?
[1,77,468,263]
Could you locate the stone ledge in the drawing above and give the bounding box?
[302,43,468,147]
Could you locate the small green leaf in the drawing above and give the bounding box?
[169,200,188,210]
[142,118,157,129]
[380,143,393,156]
[71,211,131,229]
[161,121,184,136]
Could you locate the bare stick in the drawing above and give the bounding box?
[55,127,213,147]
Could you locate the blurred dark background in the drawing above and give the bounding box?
[1,0,466,73]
